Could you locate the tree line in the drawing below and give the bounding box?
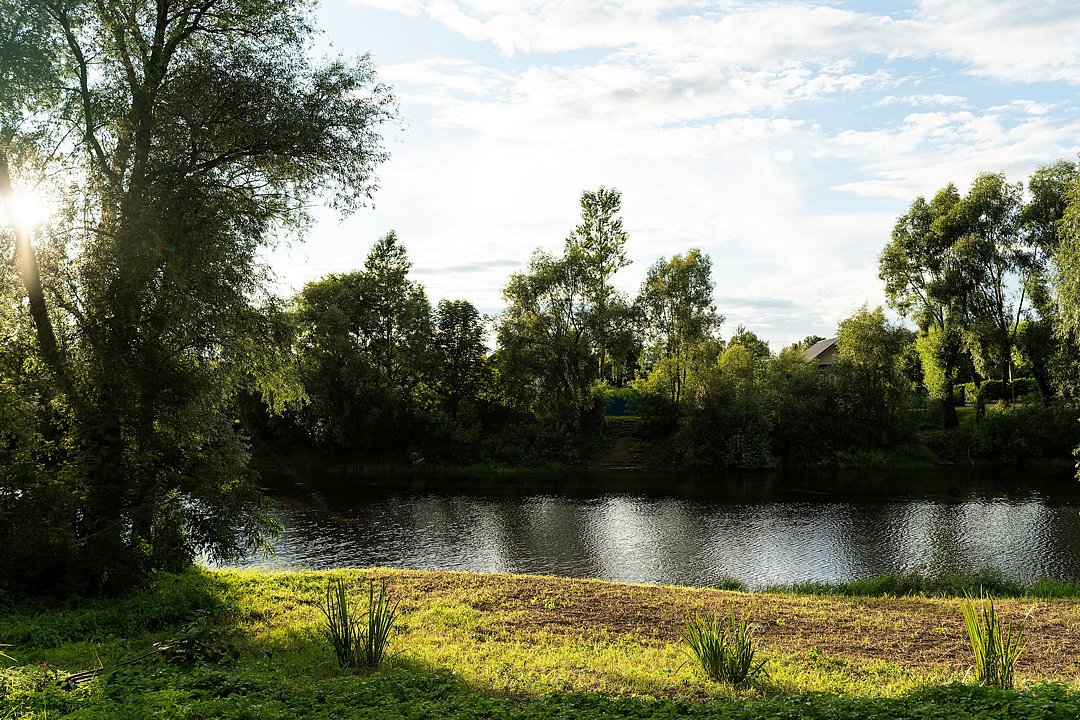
[256,167,1080,472]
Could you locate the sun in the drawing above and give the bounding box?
[3,189,52,235]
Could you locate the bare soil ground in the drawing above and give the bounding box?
[367,570,1080,680]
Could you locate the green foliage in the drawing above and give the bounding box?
[971,400,1080,465]
[834,306,918,448]
[636,250,722,428]
[292,234,434,454]
[432,300,488,416]
[0,570,228,647]
[320,578,399,670]
[0,0,396,595]
[679,611,767,688]
[961,593,1024,690]
[498,188,636,440]
[599,384,638,416]
[677,362,776,469]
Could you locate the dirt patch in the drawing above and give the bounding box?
[361,570,1080,680]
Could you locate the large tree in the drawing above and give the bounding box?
[499,248,596,430]
[953,173,1027,400]
[636,249,721,425]
[880,184,967,427]
[835,306,914,447]
[498,187,635,432]
[0,0,394,593]
[565,186,632,381]
[293,233,431,451]
[432,299,488,416]
[1056,171,1080,483]
[1018,161,1080,401]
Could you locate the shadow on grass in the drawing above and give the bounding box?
[0,568,237,649]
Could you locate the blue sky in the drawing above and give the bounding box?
[266,0,1080,347]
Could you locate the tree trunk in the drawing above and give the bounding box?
[942,379,959,429]
[0,154,71,395]
[1000,348,1014,404]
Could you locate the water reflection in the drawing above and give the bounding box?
[230,471,1080,588]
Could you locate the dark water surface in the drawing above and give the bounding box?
[229,469,1080,588]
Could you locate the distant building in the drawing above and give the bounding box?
[803,337,838,366]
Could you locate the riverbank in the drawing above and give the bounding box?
[5,569,1080,718]
[252,403,1079,480]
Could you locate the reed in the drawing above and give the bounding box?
[961,592,1024,689]
[679,610,766,687]
[320,578,400,669]
[359,579,400,669]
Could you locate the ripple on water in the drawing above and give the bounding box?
[228,476,1080,588]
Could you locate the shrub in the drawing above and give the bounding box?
[961,592,1024,690]
[973,401,1080,464]
[679,611,766,687]
[320,578,399,670]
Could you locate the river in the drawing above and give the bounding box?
[230,469,1080,588]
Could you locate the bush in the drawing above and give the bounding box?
[973,401,1080,464]
[958,378,1041,404]
[0,570,229,648]
[600,385,638,416]
[1012,378,1039,399]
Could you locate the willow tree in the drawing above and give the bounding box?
[0,0,394,594]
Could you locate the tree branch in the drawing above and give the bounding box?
[44,0,119,187]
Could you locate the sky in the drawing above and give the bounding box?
[264,0,1080,348]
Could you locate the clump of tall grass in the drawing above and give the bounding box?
[961,592,1024,689]
[679,610,766,687]
[320,578,400,670]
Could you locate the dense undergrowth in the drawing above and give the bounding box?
[4,568,1080,719]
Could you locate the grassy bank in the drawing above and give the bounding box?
[5,569,1080,718]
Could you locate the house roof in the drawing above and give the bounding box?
[803,337,837,361]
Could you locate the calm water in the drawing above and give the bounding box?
[232,470,1080,588]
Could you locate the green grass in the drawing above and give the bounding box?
[764,568,1053,598]
[4,568,1080,718]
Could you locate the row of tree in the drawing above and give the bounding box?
[881,164,1080,427]
[266,178,1079,472]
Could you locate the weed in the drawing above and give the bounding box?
[961,592,1024,689]
[679,610,766,687]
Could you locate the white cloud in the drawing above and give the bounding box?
[348,0,423,15]
[874,94,967,108]
[382,58,509,96]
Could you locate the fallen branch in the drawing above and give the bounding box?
[58,640,177,689]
